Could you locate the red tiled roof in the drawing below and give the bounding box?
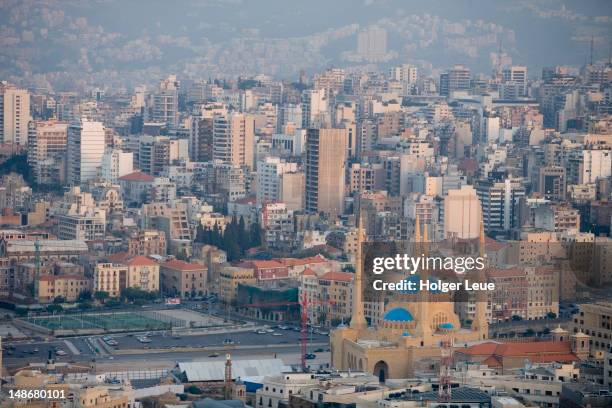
[106,252,130,263]
[457,340,578,366]
[483,355,502,368]
[162,259,205,271]
[456,342,499,356]
[302,268,316,277]
[278,255,327,267]
[127,255,157,266]
[118,171,155,182]
[319,271,354,282]
[246,260,285,269]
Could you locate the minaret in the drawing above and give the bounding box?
[414,214,431,338]
[350,216,368,330]
[224,354,232,400]
[471,217,488,339]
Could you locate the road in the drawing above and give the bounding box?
[2,328,331,371]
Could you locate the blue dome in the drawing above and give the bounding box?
[384,307,414,322]
[439,322,454,330]
[402,331,411,337]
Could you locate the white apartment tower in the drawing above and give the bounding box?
[212,112,255,170]
[256,156,299,207]
[100,148,134,183]
[67,118,106,185]
[152,75,179,129]
[0,83,31,145]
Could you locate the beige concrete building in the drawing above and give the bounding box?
[571,301,612,358]
[444,185,482,240]
[160,259,207,298]
[488,266,559,322]
[0,83,30,145]
[305,128,348,218]
[316,271,354,326]
[213,112,255,170]
[126,255,159,292]
[27,120,68,184]
[6,370,131,408]
[218,265,256,304]
[94,263,127,298]
[127,229,167,256]
[37,274,91,303]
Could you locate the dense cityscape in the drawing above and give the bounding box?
[0,1,611,407]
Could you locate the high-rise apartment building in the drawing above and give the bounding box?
[27,120,68,184]
[256,156,299,207]
[305,128,348,218]
[301,89,328,129]
[152,75,179,129]
[66,118,105,185]
[0,83,31,145]
[190,103,227,162]
[567,148,611,184]
[476,177,526,234]
[444,185,482,239]
[100,148,134,183]
[212,112,255,170]
[439,65,471,96]
[502,65,528,97]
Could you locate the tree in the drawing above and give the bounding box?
[546,312,557,319]
[326,231,346,250]
[53,296,66,304]
[250,221,262,247]
[511,315,523,321]
[524,328,535,337]
[238,216,249,253]
[94,291,110,304]
[78,290,92,302]
[78,301,92,310]
[15,307,28,317]
[46,304,63,313]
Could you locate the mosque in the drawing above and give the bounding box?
[330,216,489,381]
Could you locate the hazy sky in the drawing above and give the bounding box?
[1,0,610,89]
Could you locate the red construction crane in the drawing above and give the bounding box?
[243,293,335,372]
[438,336,454,403]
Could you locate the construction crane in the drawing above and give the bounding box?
[438,336,454,403]
[243,293,335,372]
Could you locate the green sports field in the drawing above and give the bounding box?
[24,311,171,331]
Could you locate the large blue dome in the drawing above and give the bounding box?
[384,307,414,322]
[439,322,454,330]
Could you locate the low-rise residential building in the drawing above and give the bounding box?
[94,262,128,298]
[218,265,256,304]
[127,229,167,256]
[37,274,91,303]
[126,255,160,293]
[160,259,207,298]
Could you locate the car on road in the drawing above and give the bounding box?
[208,352,220,357]
[55,350,67,356]
[272,332,283,336]
[304,353,316,360]
[137,336,151,343]
[223,339,235,345]
[314,348,325,352]
[264,329,275,333]
[256,330,267,334]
